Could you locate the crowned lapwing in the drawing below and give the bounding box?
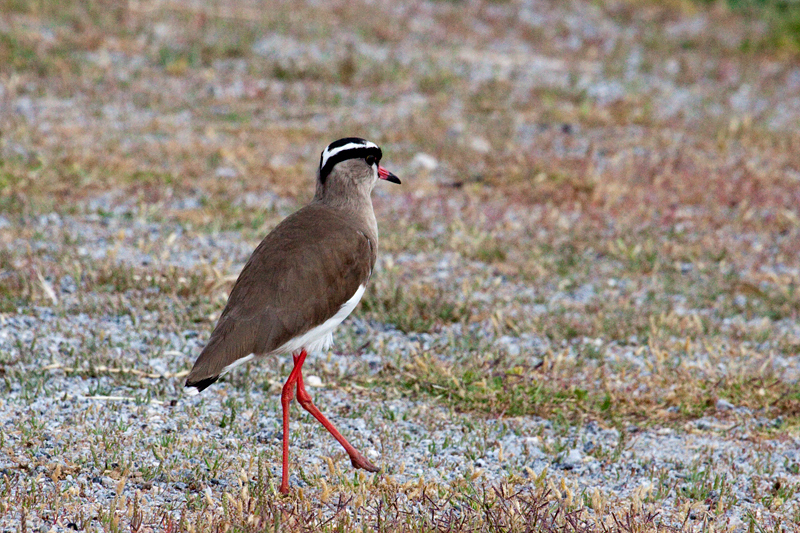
[185,138,401,494]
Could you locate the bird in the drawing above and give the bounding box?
[184,137,401,494]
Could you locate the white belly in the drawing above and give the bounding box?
[219,284,367,376]
[274,284,366,355]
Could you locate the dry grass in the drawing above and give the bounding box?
[2,0,800,530]
[3,469,678,533]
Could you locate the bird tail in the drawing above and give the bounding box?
[184,319,258,394]
[184,374,220,395]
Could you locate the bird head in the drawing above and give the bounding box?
[316,138,400,202]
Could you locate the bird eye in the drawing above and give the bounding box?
[365,155,376,166]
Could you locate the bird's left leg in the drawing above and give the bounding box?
[279,350,307,494]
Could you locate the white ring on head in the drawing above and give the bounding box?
[320,140,378,171]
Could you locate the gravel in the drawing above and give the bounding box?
[1,209,799,530]
[2,0,800,530]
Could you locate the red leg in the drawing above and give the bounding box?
[295,361,379,472]
[279,350,307,494]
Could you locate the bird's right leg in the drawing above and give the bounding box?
[279,350,307,494]
[294,356,379,472]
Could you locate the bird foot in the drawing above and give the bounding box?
[350,453,380,472]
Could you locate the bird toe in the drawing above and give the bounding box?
[351,455,380,472]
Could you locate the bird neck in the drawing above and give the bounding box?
[313,186,379,241]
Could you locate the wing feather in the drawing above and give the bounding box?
[185,204,375,389]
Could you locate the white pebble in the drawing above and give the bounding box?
[411,153,438,171]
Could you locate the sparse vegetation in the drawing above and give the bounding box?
[1,0,800,530]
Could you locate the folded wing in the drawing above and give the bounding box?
[185,205,375,391]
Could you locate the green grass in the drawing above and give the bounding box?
[2,0,800,528]
[361,270,475,333]
[703,0,800,53]
[361,346,800,430]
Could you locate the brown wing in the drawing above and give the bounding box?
[185,204,375,391]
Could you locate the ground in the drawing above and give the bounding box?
[1,0,800,531]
